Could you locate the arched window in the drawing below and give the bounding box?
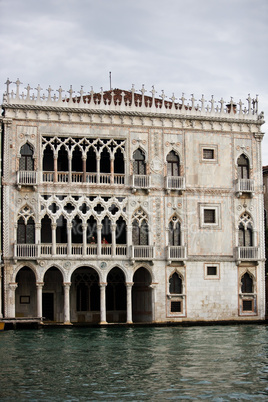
[41,215,52,243]
[238,213,253,247]
[132,209,149,245]
[100,147,110,173]
[17,217,35,244]
[168,216,181,246]
[57,145,68,172]
[241,272,253,293]
[169,272,182,294]
[43,145,54,171]
[237,154,249,179]
[19,143,34,171]
[133,148,146,175]
[72,146,83,172]
[114,148,125,174]
[167,151,180,176]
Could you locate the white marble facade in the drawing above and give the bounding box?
[0,81,266,323]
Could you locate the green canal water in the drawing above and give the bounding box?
[0,325,268,401]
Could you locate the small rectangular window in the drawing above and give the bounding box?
[242,300,253,311]
[203,149,214,159]
[20,296,30,304]
[207,266,217,276]
[204,209,216,223]
[171,301,181,313]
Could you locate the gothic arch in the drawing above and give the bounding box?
[67,263,102,283]
[13,263,38,283]
[132,263,155,283]
[41,263,66,282]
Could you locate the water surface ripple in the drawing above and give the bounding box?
[0,325,268,401]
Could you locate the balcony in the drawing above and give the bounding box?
[42,172,125,185]
[131,175,151,193]
[236,246,259,263]
[131,245,155,262]
[165,176,185,193]
[17,171,37,187]
[235,179,255,197]
[14,243,128,259]
[167,246,187,264]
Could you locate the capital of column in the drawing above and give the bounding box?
[149,283,158,290]
[126,282,134,288]
[82,223,87,230]
[35,223,41,230]
[51,223,57,230]
[9,282,18,291]
[111,223,117,231]
[67,223,73,230]
[99,282,107,288]
[63,282,71,289]
[36,282,44,289]
[97,223,102,230]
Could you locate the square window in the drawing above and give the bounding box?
[207,266,217,275]
[242,300,253,312]
[204,209,216,223]
[171,301,181,313]
[204,263,220,279]
[203,149,214,159]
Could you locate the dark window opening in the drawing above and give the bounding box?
[238,223,253,247]
[167,151,180,176]
[19,143,34,171]
[72,146,83,172]
[101,216,111,243]
[43,146,54,171]
[203,149,214,159]
[207,266,217,276]
[132,219,148,245]
[169,272,182,294]
[86,148,96,172]
[87,216,97,243]
[17,217,35,244]
[171,301,182,313]
[106,267,126,312]
[56,216,67,243]
[237,154,249,179]
[133,148,146,175]
[57,146,68,172]
[204,209,216,224]
[241,272,253,293]
[114,148,125,174]
[168,220,181,246]
[116,217,126,244]
[100,148,110,173]
[41,215,52,243]
[74,268,100,312]
[242,300,253,311]
[72,215,83,243]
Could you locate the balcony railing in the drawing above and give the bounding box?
[165,176,185,191]
[15,243,127,259]
[17,171,37,186]
[131,245,155,261]
[42,171,125,185]
[132,175,151,191]
[167,246,187,261]
[236,246,259,261]
[236,179,254,196]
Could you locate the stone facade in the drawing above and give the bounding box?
[0,80,266,323]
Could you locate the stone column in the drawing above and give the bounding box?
[99,283,107,324]
[150,284,157,322]
[53,156,58,182]
[35,223,41,257]
[52,223,57,256]
[82,156,87,183]
[96,156,100,184]
[126,282,133,323]
[68,155,72,183]
[111,223,116,257]
[127,224,132,258]
[253,229,257,248]
[63,282,71,324]
[36,282,44,319]
[8,283,18,318]
[82,223,87,255]
[67,223,72,256]
[110,157,114,184]
[97,223,102,256]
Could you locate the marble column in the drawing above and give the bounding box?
[53,156,58,182]
[68,155,72,183]
[52,223,57,256]
[82,223,87,255]
[99,282,107,324]
[36,282,44,318]
[97,223,102,256]
[96,156,100,184]
[67,223,72,256]
[8,283,18,318]
[150,284,157,322]
[126,282,133,323]
[111,223,116,257]
[63,282,71,324]
[82,156,87,183]
[110,157,114,184]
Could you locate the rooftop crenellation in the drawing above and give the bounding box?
[2,78,264,121]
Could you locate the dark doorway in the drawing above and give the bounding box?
[42,293,54,321]
[132,267,152,322]
[106,267,126,323]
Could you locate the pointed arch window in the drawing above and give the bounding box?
[169,272,182,294]
[237,154,249,179]
[17,217,35,244]
[167,151,180,176]
[241,272,253,293]
[238,213,253,247]
[19,143,34,171]
[133,148,146,175]
[132,209,149,245]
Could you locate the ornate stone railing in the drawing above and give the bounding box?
[165,176,185,191]
[131,245,155,261]
[236,246,259,261]
[167,246,187,261]
[42,171,125,185]
[15,244,38,258]
[235,179,255,196]
[17,171,37,186]
[132,175,151,190]
[3,79,262,121]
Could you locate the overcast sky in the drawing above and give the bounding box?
[1,0,268,164]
